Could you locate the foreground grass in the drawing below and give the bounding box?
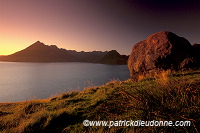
[0,70,200,133]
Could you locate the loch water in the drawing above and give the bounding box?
[0,62,129,102]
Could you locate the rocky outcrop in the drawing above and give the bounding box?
[193,44,200,57]
[98,50,128,65]
[128,31,199,79]
[192,43,200,65]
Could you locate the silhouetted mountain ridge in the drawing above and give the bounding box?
[67,50,108,63]
[0,41,128,64]
[98,50,128,64]
[0,41,74,62]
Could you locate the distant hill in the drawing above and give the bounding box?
[98,50,128,64]
[0,41,128,64]
[67,50,107,63]
[0,41,75,62]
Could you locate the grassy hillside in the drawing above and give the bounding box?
[0,70,199,133]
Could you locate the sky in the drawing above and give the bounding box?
[1,0,200,55]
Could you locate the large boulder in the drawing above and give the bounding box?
[192,44,200,65]
[193,44,200,57]
[128,31,197,79]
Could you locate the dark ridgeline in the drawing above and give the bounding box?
[67,50,107,63]
[0,41,74,62]
[98,50,129,65]
[0,41,128,64]
[128,31,200,79]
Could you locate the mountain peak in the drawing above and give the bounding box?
[98,50,128,64]
[109,50,120,55]
[36,40,42,43]
[33,41,45,45]
[25,41,47,51]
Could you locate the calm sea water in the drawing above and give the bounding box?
[0,62,130,102]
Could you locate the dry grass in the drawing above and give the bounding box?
[105,79,120,86]
[50,91,79,101]
[83,87,99,93]
[154,70,171,85]
[0,69,199,133]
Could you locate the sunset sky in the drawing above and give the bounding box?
[1,0,200,55]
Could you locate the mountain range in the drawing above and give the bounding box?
[0,41,128,64]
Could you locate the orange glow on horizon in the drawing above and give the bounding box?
[0,37,111,56]
[0,37,31,55]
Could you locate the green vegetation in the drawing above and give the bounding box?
[0,70,200,133]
